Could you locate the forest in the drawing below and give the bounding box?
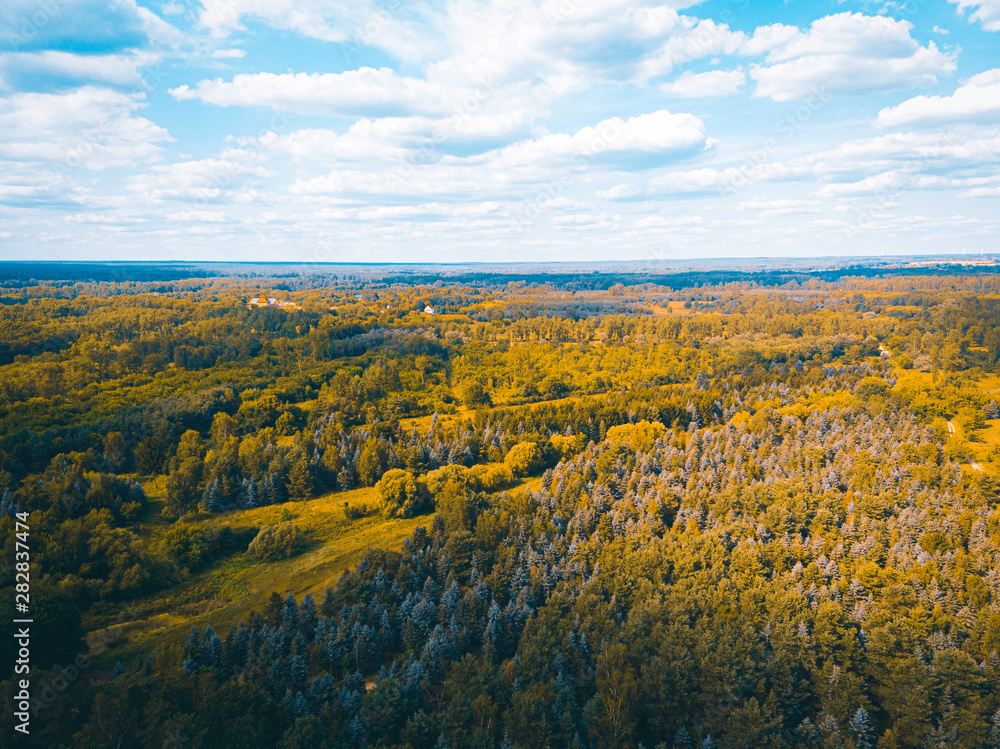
[2,267,1000,748]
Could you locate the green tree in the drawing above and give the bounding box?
[357,437,387,486]
[287,454,315,501]
[102,431,129,471]
[135,435,165,475]
[377,469,423,518]
[504,441,540,478]
[463,381,492,408]
[587,643,638,749]
[165,457,203,518]
[247,522,304,561]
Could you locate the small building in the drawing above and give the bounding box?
[424,305,435,315]
[249,297,298,310]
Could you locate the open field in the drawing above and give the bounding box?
[87,487,428,665]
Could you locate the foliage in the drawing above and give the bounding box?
[4,271,1000,747]
[247,522,304,561]
[377,469,424,519]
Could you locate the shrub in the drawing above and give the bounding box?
[854,376,890,400]
[421,464,475,495]
[247,522,304,561]
[470,462,512,492]
[462,381,492,408]
[161,523,258,571]
[504,441,540,477]
[605,420,666,453]
[376,469,424,518]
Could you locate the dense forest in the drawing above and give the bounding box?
[2,268,1000,748]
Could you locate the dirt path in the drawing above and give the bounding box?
[947,420,956,435]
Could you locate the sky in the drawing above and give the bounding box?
[0,0,999,263]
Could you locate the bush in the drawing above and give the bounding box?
[854,376,890,400]
[462,381,492,408]
[550,433,586,461]
[421,464,475,495]
[605,420,666,453]
[247,522,304,561]
[504,441,540,478]
[470,462,512,492]
[376,469,424,518]
[161,523,258,571]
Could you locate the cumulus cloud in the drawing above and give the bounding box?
[747,13,956,101]
[256,109,536,164]
[196,0,346,42]
[170,68,446,116]
[0,0,181,54]
[493,110,713,173]
[661,69,746,98]
[289,108,712,203]
[949,0,1000,31]
[875,68,1000,128]
[167,210,230,222]
[127,150,274,201]
[0,50,157,88]
[0,86,171,169]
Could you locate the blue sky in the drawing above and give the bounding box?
[0,0,998,262]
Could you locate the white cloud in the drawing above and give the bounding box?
[0,87,171,169]
[603,127,1000,202]
[482,109,713,176]
[0,163,84,207]
[637,17,746,80]
[748,13,956,101]
[960,185,1000,197]
[0,50,156,87]
[127,149,274,201]
[167,210,230,222]
[949,0,1000,31]
[286,108,712,204]
[170,68,445,116]
[256,109,536,164]
[812,171,909,197]
[661,69,745,98]
[735,198,821,215]
[210,49,246,59]
[197,0,347,42]
[875,68,1000,128]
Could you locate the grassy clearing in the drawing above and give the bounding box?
[89,487,429,666]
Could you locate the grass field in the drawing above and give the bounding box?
[86,471,551,668]
[87,486,429,666]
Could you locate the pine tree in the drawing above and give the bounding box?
[202,479,225,513]
[847,707,874,749]
[287,455,314,501]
